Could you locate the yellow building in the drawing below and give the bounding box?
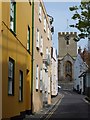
[0,1,32,119]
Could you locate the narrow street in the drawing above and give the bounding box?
[45,90,90,120]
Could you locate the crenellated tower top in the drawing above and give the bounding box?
[58,32,77,36]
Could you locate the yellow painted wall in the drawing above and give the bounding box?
[0,2,2,120]
[2,1,32,119]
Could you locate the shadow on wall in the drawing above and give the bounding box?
[2,60,31,119]
[1,32,32,119]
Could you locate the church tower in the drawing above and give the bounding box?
[58,32,77,89]
[58,32,77,59]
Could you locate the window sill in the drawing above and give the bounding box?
[8,93,14,96]
[19,100,23,102]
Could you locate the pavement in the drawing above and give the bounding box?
[24,93,63,120]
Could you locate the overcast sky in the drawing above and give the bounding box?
[44,2,88,53]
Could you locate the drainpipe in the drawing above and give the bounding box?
[31,0,34,114]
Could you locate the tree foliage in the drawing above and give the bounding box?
[69,1,90,41]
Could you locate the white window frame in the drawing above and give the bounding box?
[38,3,42,22]
[36,28,39,49]
[46,47,49,59]
[48,27,50,40]
[8,57,14,95]
[36,65,39,90]
[40,36,43,54]
[27,26,30,52]
[44,15,46,32]
[48,77,50,93]
[40,68,43,91]
[10,0,16,32]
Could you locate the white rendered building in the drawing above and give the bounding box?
[74,52,88,94]
[51,47,58,96]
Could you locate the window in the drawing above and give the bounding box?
[10,0,16,32]
[48,77,50,93]
[46,47,49,59]
[38,3,42,22]
[40,36,43,55]
[36,29,39,49]
[36,65,39,90]
[8,57,15,95]
[48,27,50,39]
[27,26,30,52]
[65,61,72,73]
[46,47,48,55]
[44,16,46,32]
[40,68,43,91]
[66,40,70,45]
[65,61,72,81]
[19,70,23,102]
[28,0,32,5]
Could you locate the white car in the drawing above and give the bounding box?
[58,85,61,89]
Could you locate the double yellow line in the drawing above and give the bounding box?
[44,94,64,120]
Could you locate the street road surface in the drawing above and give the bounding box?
[46,90,90,120]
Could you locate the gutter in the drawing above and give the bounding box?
[31,0,34,114]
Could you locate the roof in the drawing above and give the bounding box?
[59,53,75,61]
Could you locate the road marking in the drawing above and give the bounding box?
[83,98,90,105]
[43,94,64,120]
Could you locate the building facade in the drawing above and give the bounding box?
[33,0,53,113]
[74,48,88,94]
[80,48,90,97]
[0,1,32,119]
[58,32,77,89]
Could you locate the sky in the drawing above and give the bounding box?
[44,2,88,53]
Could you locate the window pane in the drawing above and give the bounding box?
[8,79,12,95]
[39,3,42,21]
[40,80,42,91]
[8,57,14,95]
[36,65,39,90]
[36,29,39,48]
[8,61,13,78]
[19,70,23,101]
[40,69,42,80]
[27,26,30,51]
[10,1,16,32]
[44,16,46,31]
[10,21,14,31]
[19,88,21,101]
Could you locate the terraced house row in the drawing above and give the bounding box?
[0,0,58,119]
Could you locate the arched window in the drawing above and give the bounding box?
[65,61,72,73]
[65,61,72,81]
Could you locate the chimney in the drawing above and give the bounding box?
[83,48,87,53]
[78,46,81,54]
